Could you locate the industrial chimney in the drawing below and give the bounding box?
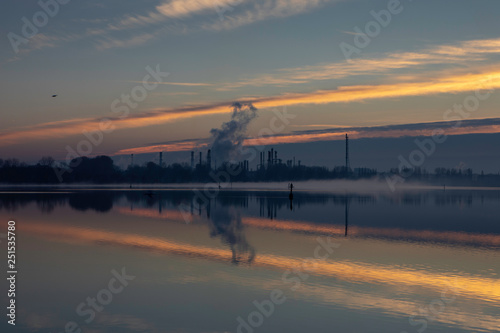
[345,133,350,175]
[207,149,212,170]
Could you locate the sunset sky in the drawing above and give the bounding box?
[1,0,500,171]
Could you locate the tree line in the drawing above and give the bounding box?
[0,155,498,185]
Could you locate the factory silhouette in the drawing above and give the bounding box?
[121,133,376,183]
[2,133,500,185]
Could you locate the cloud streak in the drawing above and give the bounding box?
[1,70,499,147]
[125,80,213,87]
[115,117,500,155]
[217,38,500,90]
[86,0,338,50]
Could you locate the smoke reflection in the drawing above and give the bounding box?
[208,207,255,265]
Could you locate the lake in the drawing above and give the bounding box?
[0,185,499,333]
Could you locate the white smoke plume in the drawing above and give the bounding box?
[210,102,258,163]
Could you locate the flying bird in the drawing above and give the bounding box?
[52,95,57,97]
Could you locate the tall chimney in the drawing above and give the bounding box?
[199,152,202,167]
[191,151,194,169]
[346,133,350,174]
[159,152,163,167]
[207,149,212,170]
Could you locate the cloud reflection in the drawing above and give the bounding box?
[19,222,500,306]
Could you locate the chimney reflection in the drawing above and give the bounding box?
[345,195,350,237]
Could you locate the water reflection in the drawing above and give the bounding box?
[0,188,499,333]
[1,189,500,247]
[208,207,255,265]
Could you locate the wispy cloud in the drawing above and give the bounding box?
[1,70,499,146]
[95,32,158,50]
[216,38,500,90]
[0,103,232,146]
[125,80,213,87]
[158,0,243,18]
[246,71,499,108]
[107,0,245,31]
[3,33,76,62]
[152,91,200,96]
[44,0,337,52]
[114,117,500,155]
[201,0,336,31]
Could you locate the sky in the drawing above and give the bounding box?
[1,0,500,171]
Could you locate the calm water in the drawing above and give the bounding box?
[0,187,499,333]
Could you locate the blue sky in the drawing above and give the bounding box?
[1,0,500,171]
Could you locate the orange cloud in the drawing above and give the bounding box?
[116,119,500,155]
[1,71,499,147]
[218,38,500,90]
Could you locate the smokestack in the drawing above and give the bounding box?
[191,151,194,169]
[159,152,163,167]
[199,152,202,167]
[346,133,350,174]
[275,150,277,164]
[130,154,134,167]
[271,148,274,165]
[207,149,212,170]
[268,151,271,166]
